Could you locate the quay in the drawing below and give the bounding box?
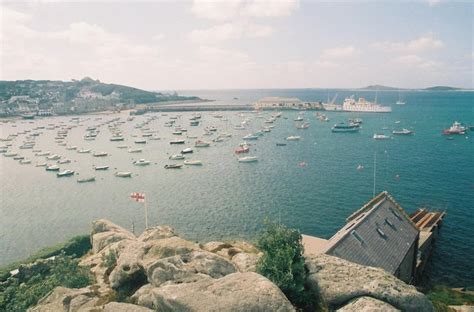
[302,191,446,284]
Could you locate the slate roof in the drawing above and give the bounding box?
[324,191,419,274]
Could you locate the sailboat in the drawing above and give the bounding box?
[396,90,406,105]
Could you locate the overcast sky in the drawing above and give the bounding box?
[1,0,472,90]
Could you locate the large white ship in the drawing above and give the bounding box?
[342,96,391,113]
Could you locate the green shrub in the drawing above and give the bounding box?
[256,220,317,310]
[0,235,91,282]
[0,254,91,312]
[426,285,474,309]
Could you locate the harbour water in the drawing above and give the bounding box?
[0,89,472,286]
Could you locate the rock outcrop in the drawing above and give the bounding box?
[29,220,436,312]
[305,254,435,311]
[132,272,295,312]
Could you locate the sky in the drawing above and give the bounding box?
[0,0,472,90]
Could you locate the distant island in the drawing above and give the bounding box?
[0,77,202,117]
[359,84,464,91]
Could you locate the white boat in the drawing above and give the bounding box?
[184,160,203,166]
[4,152,18,157]
[110,136,125,141]
[47,154,61,160]
[57,169,75,177]
[93,152,108,157]
[19,159,32,164]
[195,140,211,147]
[243,134,258,140]
[357,164,364,171]
[128,148,143,153]
[66,146,77,150]
[181,148,193,154]
[296,122,310,129]
[115,171,132,177]
[373,134,391,140]
[57,159,72,164]
[46,165,60,171]
[77,176,96,183]
[286,136,301,141]
[149,136,161,140]
[94,165,109,171]
[169,154,185,160]
[342,96,391,113]
[238,156,258,163]
[164,164,183,169]
[35,151,51,156]
[170,139,185,144]
[392,129,413,135]
[134,139,147,144]
[77,149,91,153]
[133,159,151,166]
[117,145,128,149]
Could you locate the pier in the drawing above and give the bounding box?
[410,208,447,282]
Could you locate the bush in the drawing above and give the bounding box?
[0,254,91,312]
[426,285,474,310]
[0,235,91,282]
[256,220,316,310]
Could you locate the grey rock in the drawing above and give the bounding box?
[202,241,233,253]
[132,272,295,312]
[231,252,260,272]
[337,297,400,312]
[27,286,95,312]
[109,240,146,289]
[147,250,237,287]
[142,236,199,268]
[103,302,154,312]
[138,225,176,242]
[305,254,434,312]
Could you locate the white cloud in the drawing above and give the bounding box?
[321,46,360,59]
[191,0,299,21]
[371,33,444,53]
[391,54,441,69]
[425,0,441,7]
[190,21,273,43]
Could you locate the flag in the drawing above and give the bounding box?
[131,192,145,203]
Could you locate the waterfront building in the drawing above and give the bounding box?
[303,192,428,283]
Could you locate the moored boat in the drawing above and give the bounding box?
[46,165,60,171]
[373,133,391,140]
[286,136,301,141]
[443,121,466,135]
[238,156,258,163]
[115,171,132,177]
[93,152,108,157]
[170,139,185,144]
[94,165,109,171]
[331,122,360,133]
[133,159,151,166]
[77,176,96,183]
[235,146,250,154]
[184,160,203,166]
[57,169,75,177]
[392,129,413,135]
[181,148,193,154]
[169,154,185,160]
[164,164,183,169]
[195,140,211,147]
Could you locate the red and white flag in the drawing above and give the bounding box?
[131,192,145,203]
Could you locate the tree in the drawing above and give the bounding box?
[256,221,315,309]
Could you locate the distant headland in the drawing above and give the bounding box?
[359,84,465,91]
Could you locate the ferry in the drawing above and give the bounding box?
[443,121,466,135]
[342,96,391,113]
[331,123,360,133]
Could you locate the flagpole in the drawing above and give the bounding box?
[144,194,148,229]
